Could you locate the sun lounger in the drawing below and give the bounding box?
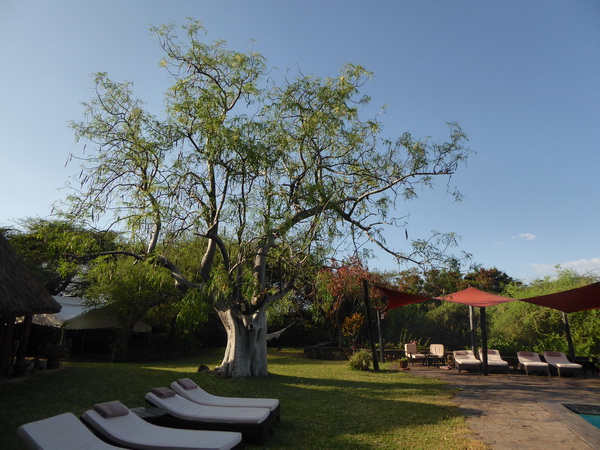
[479,348,509,373]
[542,351,583,377]
[171,378,280,421]
[81,400,243,450]
[517,351,550,376]
[18,412,124,450]
[453,350,481,373]
[145,387,274,444]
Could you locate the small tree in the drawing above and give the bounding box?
[84,258,181,361]
[342,312,365,351]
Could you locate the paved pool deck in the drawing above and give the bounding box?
[408,364,600,449]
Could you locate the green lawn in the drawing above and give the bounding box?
[1,349,485,449]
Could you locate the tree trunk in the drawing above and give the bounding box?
[216,308,269,377]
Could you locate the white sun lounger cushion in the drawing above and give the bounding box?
[18,412,124,450]
[172,379,280,412]
[82,402,242,450]
[146,391,270,425]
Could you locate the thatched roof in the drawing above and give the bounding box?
[0,232,61,317]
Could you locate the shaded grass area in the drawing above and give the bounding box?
[1,349,485,449]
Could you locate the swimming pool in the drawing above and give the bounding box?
[564,404,600,430]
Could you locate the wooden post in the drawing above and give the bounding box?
[362,280,379,371]
[469,305,476,355]
[0,317,16,376]
[16,315,32,364]
[562,312,575,359]
[480,307,488,375]
[376,309,384,362]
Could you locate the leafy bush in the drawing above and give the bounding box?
[348,349,371,370]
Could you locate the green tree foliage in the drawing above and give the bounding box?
[490,268,600,355]
[84,257,181,361]
[382,264,516,350]
[4,219,119,295]
[63,21,470,376]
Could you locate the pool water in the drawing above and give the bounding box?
[579,413,600,429]
[563,404,600,430]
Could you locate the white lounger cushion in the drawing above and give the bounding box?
[543,351,583,369]
[82,403,242,450]
[171,378,279,412]
[146,390,270,425]
[18,412,123,450]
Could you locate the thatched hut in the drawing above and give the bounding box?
[0,232,61,375]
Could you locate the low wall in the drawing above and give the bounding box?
[304,344,352,360]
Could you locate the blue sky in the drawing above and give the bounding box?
[1,0,599,283]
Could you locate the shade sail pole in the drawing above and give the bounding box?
[376,309,384,362]
[362,280,380,371]
[469,305,476,355]
[562,312,575,359]
[480,307,488,375]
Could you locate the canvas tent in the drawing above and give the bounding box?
[0,233,61,375]
[33,297,151,332]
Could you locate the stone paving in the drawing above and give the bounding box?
[408,364,600,449]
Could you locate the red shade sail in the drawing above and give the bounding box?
[438,286,517,308]
[520,282,600,313]
[375,286,430,310]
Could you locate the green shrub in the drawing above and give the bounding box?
[349,349,371,370]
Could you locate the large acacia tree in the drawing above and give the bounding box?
[64,21,470,377]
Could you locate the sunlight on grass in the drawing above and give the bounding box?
[1,348,485,449]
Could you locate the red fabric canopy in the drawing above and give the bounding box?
[375,286,430,310]
[520,282,600,313]
[437,286,517,308]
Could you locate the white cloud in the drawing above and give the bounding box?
[531,258,600,277]
[515,233,536,241]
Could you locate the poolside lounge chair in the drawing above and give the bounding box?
[404,343,426,365]
[453,350,482,373]
[429,344,445,366]
[171,378,281,421]
[478,348,509,374]
[18,412,124,450]
[542,351,584,377]
[82,400,243,450]
[145,387,274,444]
[517,351,550,376]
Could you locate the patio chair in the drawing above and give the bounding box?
[171,378,280,421]
[478,348,509,373]
[429,344,445,366]
[517,351,550,376]
[145,387,274,444]
[542,351,584,377]
[18,412,124,450]
[81,400,243,450]
[404,343,426,365]
[453,350,482,373]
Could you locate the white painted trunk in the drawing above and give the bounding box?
[216,308,269,377]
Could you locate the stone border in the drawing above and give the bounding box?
[540,401,600,448]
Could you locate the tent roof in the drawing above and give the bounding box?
[438,286,516,307]
[0,233,61,317]
[520,282,600,313]
[32,297,151,332]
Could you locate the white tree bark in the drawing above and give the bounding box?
[215,308,269,377]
